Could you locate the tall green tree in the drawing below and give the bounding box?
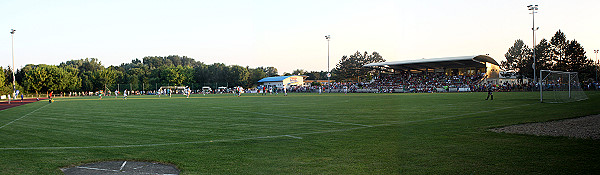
[563,40,591,72]
[257,67,278,77]
[60,58,105,91]
[292,69,306,75]
[228,65,249,87]
[23,65,49,95]
[247,68,267,87]
[91,68,119,91]
[207,63,229,84]
[550,30,569,70]
[23,65,81,94]
[504,30,597,81]
[333,51,385,81]
[0,67,10,95]
[501,39,532,78]
[305,71,326,80]
[534,39,553,72]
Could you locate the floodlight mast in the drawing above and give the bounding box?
[594,50,598,84]
[325,35,331,83]
[10,29,16,104]
[528,5,539,87]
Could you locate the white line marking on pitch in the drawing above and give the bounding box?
[0,103,535,150]
[372,103,535,127]
[212,106,372,127]
[284,135,303,139]
[0,103,50,129]
[119,161,127,171]
[77,166,119,172]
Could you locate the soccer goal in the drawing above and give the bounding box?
[539,70,588,103]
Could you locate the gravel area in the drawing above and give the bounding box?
[61,161,179,175]
[491,114,600,140]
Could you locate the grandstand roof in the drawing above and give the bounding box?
[363,55,498,70]
[258,76,294,82]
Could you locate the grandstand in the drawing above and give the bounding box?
[362,55,501,93]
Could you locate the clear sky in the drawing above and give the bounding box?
[1,0,599,74]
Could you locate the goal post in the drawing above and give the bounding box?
[539,70,588,103]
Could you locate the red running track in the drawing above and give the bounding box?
[0,98,49,111]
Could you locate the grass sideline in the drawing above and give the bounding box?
[0,91,599,174]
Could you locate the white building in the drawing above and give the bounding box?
[258,76,305,88]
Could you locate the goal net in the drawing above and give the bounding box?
[540,70,588,103]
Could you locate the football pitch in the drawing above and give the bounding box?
[1,92,599,174]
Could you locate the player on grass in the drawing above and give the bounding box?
[236,86,241,97]
[485,84,493,100]
[186,87,191,98]
[123,89,128,100]
[343,85,348,95]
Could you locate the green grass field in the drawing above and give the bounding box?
[1,91,599,174]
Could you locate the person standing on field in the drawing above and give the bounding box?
[123,89,128,100]
[343,85,348,95]
[186,87,190,98]
[485,85,493,100]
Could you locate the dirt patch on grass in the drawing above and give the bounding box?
[61,161,179,175]
[491,114,600,140]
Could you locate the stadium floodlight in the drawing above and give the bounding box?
[10,29,16,104]
[540,70,588,103]
[594,49,599,83]
[325,35,331,83]
[528,5,539,86]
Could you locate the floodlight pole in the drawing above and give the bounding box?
[528,5,539,88]
[594,49,598,84]
[10,29,16,104]
[325,35,331,82]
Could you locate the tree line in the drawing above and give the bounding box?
[501,30,598,81]
[0,50,387,95]
[0,56,285,95]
